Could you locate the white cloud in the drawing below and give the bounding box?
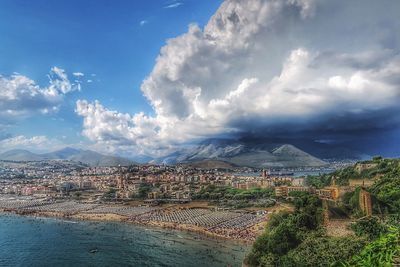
[164,2,183,9]
[73,72,84,77]
[140,20,148,26]
[76,0,400,156]
[0,135,64,153]
[48,67,78,94]
[0,67,79,123]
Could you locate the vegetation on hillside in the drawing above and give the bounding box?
[247,158,400,266]
[307,157,400,188]
[245,192,370,266]
[193,185,274,200]
[339,227,400,267]
[193,185,275,208]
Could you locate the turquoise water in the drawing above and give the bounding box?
[0,214,249,267]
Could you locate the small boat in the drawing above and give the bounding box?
[89,249,98,253]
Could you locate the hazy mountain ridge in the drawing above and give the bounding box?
[0,149,46,162]
[0,138,368,168]
[0,147,136,167]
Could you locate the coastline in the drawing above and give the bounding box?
[0,212,251,267]
[0,206,263,244]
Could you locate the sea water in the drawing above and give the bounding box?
[0,214,249,267]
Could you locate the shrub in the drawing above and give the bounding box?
[351,217,388,240]
[338,227,400,267]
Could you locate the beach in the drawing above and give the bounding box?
[0,196,268,243]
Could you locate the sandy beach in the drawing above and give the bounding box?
[0,200,268,243]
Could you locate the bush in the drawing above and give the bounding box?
[286,235,367,267]
[338,227,400,267]
[351,217,388,240]
[245,193,323,266]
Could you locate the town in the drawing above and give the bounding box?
[0,159,346,201]
[0,158,357,242]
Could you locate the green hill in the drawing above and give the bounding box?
[246,157,400,267]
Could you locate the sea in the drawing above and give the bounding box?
[0,214,249,267]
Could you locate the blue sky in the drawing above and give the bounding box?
[0,0,221,148]
[1,0,399,158]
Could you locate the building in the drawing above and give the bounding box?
[292,178,305,186]
[355,162,378,174]
[275,186,310,197]
[315,187,339,200]
[275,186,288,197]
[359,188,373,216]
[349,179,374,187]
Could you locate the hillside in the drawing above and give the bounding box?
[247,157,400,267]
[0,149,47,161]
[0,147,136,167]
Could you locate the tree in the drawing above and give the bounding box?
[245,193,323,266]
[286,235,367,267]
[138,183,152,198]
[351,217,388,240]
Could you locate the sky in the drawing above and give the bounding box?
[1,0,400,158]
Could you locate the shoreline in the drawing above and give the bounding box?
[0,207,260,244]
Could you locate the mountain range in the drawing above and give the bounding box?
[0,147,136,167]
[0,137,369,168]
[155,139,331,168]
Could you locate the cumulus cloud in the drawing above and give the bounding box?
[0,67,79,123]
[76,0,400,156]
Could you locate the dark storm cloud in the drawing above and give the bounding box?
[76,0,400,156]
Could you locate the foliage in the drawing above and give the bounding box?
[266,211,291,229]
[138,182,152,198]
[333,166,359,185]
[339,187,364,217]
[247,158,400,267]
[305,174,331,188]
[245,193,323,266]
[386,214,400,226]
[307,158,400,188]
[307,158,400,215]
[285,235,367,267]
[369,165,400,213]
[193,185,274,201]
[338,227,400,267]
[102,187,117,199]
[218,198,275,209]
[351,217,389,240]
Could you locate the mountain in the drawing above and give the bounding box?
[0,149,47,161]
[67,150,134,167]
[237,137,368,160]
[42,147,81,159]
[272,144,327,166]
[156,139,328,168]
[0,148,137,167]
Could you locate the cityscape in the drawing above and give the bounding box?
[1,0,400,266]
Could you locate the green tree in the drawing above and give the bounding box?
[351,217,388,240]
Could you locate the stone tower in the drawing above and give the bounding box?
[359,188,372,217]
